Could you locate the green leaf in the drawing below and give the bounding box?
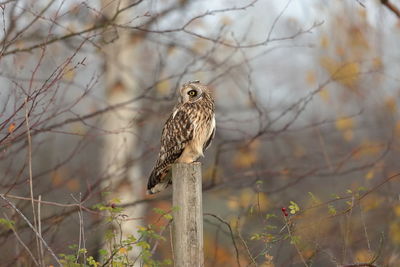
[288,201,300,214]
[68,244,78,250]
[163,214,173,220]
[327,204,337,215]
[98,249,107,256]
[308,192,321,205]
[0,218,15,229]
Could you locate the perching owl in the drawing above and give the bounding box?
[147,81,216,194]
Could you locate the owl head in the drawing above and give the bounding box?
[179,80,209,104]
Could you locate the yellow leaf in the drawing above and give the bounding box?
[343,130,354,142]
[109,81,126,96]
[354,141,383,158]
[66,178,80,192]
[396,121,400,137]
[394,204,400,217]
[320,57,359,87]
[8,123,16,133]
[335,117,354,131]
[257,193,270,212]
[335,45,345,57]
[63,68,75,81]
[385,97,397,113]
[361,194,383,212]
[306,70,316,85]
[202,166,222,183]
[129,34,144,45]
[335,62,360,87]
[119,247,127,254]
[318,88,330,102]
[229,217,238,229]
[51,169,65,187]
[156,80,170,95]
[372,57,383,69]
[227,197,239,211]
[320,35,329,48]
[220,16,232,26]
[233,141,259,168]
[302,249,315,260]
[365,170,374,180]
[66,23,77,34]
[355,249,374,263]
[137,226,147,231]
[358,8,367,18]
[294,144,306,158]
[349,26,369,50]
[240,188,254,208]
[192,39,207,53]
[71,122,86,135]
[261,253,274,267]
[320,57,336,74]
[280,168,290,176]
[233,150,256,168]
[15,40,24,49]
[110,198,121,204]
[390,222,400,245]
[228,189,267,211]
[167,45,176,55]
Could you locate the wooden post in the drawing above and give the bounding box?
[172,162,204,267]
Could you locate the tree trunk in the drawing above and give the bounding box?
[100,0,144,263]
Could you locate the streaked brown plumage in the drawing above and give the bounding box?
[147,81,216,194]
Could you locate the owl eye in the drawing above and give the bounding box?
[188,90,197,97]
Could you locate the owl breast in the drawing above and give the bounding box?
[177,109,215,163]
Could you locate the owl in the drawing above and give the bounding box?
[147,81,216,194]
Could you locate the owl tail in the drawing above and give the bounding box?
[147,168,171,194]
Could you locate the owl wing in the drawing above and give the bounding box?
[203,115,216,151]
[147,109,194,194]
[203,127,215,151]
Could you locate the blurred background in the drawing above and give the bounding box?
[0,0,400,266]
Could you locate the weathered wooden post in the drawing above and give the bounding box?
[172,162,204,267]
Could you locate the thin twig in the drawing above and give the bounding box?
[71,193,86,264]
[3,193,100,215]
[237,225,257,266]
[38,195,44,266]
[381,0,400,18]
[266,0,292,42]
[3,212,39,266]
[343,233,384,267]
[204,213,241,267]
[25,97,40,262]
[0,194,61,266]
[170,222,174,265]
[283,216,309,267]
[359,206,371,251]
[151,219,172,254]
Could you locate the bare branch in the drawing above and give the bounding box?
[0,194,61,266]
[381,0,400,18]
[204,213,241,267]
